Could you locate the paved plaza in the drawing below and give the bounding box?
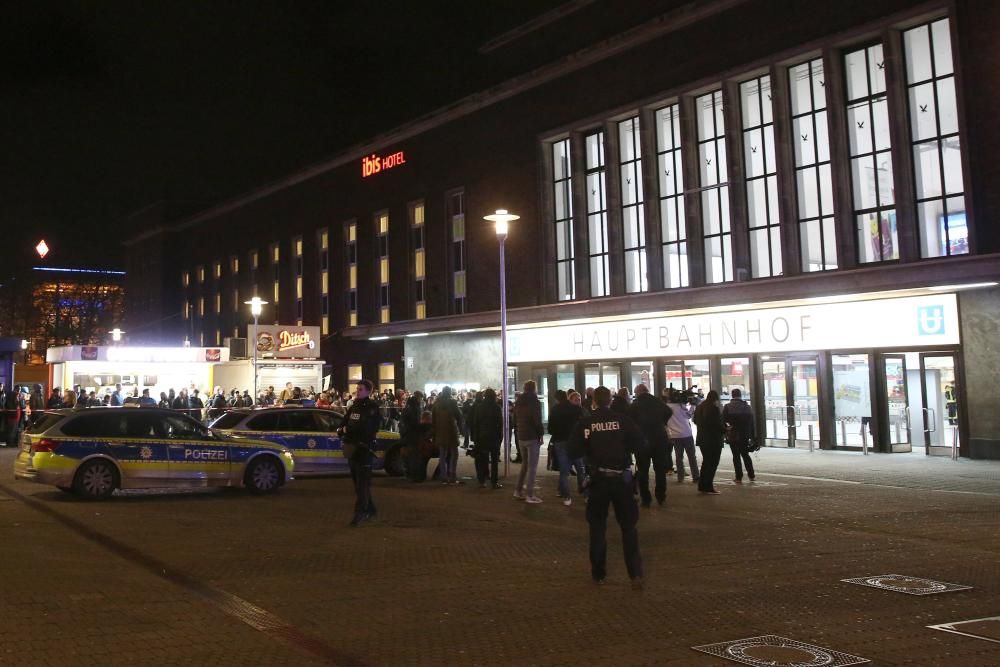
[1,446,998,666]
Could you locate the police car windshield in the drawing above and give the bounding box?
[25,412,65,434]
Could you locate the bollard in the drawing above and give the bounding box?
[951,427,959,460]
[861,429,869,455]
[840,420,847,446]
[808,424,814,452]
[894,420,901,444]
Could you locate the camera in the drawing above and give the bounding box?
[665,385,698,404]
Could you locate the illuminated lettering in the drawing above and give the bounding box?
[184,449,227,460]
[362,150,406,178]
[591,421,621,432]
[771,317,790,343]
[278,329,312,352]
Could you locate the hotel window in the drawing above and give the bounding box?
[410,201,426,319]
[199,332,204,346]
[904,18,967,258]
[233,327,239,339]
[182,271,190,287]
[741,75,782,278]
[294,236,303,326]
[214,293,221,314]
[378,362,395,394]
[215,329,221,345]
[656,104,688,288]
[214,261,222,279]
[448,191,467,314]
[198,297,205,317]
[696,90,733,283]
[376,211,390,323]
[789,58,837,271]
[230,256,239,274]
[197,266,205,283]
[183,301,190,320]
[551,139,575,300]
[845,43,896,263]
[619,116,647,293]
[347,364,363,383]
[250,249,259,271]
[271,243,281,304]
[318,229,329,334]
[585,131,610,297]
[233,289,239,313]
[346,221,358,327]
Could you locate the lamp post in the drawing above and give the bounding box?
[484,209,519,477]
[244,297,268,405]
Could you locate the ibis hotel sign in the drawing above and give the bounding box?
[506,294,959,363]
[255,324,321,359]
[361,149,406,178]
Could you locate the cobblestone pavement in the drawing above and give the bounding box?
[0,446,998,666]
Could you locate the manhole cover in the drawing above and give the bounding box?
[928,616,1000,644]
[842,574,972,596]
[693,635,869,666]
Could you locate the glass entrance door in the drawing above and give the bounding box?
[919,353,960,456]
[760,355,822,448]
[883,354,912,452]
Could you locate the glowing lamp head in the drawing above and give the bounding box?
[35,240,49,259]
[245,296,268,317]
[484,209,519,239]
[20,339,28,350]
[110,328,125,342]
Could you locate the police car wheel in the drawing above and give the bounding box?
[383,445,405,477]
[73,460,117,500]
[246,457,282,494]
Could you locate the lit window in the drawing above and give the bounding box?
[410,201,426,319]
[294,236,303,324]
[199,297,205,316]
[376,211,390,323]
[231,256,239,274]
[250,249,259,270]
[449,192,466,313]
[183,301,190,320]
[318,229,329,334]
[551,139,575,300]
[198,266,205,283]
[619,116,647,293]
[233,289,239,312]
[696,89,733,284]
[585,131,610,297]
[346,221,358,326]
[656,104,688,288]
[271,243,280,304]
[347,364,363,382]
[845,43,896,263]
[789,58,837,271]
[182,272,190,287]
[215,293,221,313]
[904,18,967,258]
[378,362,395,393]
[214,261,222,279]
[740,74,782,278]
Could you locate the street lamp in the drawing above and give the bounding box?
[20,339,28,365]
[244,297,268,405]
[110,328,125,343]
[484,208,519,477]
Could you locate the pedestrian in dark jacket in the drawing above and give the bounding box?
[513,381,544,503]
[549,390,586,505]
[46,387,65,410]
[432,387,463,484]
[400,392,427,481]
[627,384,672,507]
[610,387,631,415]
[722,388,756,483]
[472,388,503,488]
[693,390,725,494]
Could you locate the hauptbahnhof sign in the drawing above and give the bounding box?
[505,294,959,363]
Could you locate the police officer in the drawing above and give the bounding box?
[340,378,381,526]
[571,385,646,589]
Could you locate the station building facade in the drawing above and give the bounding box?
[124,0,1000,459]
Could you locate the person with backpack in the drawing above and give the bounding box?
[471,388,503,489]
[722,388,756,483]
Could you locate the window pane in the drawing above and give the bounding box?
[904,24,933,82]
[942,137,964,195]
[937,77,959,135]
[913,141,942,200]
[932,19,954,76]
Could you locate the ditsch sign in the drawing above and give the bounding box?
[255,325,321,359]
[361,150,406,178]
[505,294,960,363]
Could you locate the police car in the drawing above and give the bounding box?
[208,407,404,476]
[12,408,294,499]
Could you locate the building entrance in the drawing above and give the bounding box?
[761,355,821,449]
[904,352,961,456]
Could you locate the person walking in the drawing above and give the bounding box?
[431,386,463,484]
[513,381,544,503]
[400,391,426,482]
[627,384,672,508]
[569,386,646,588]
[339,379,381,526]
[548,389,586,506]
[722,388,756,483]
[471,388,503,489]
[693,390,725,495]
[666,389,699,484]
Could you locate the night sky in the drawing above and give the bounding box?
[2,1,564,272]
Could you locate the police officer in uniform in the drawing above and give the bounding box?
[340,379,381,526]
[571,385,647,589]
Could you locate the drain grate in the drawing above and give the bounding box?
[841,574,972,596]
[692,635,869,666]
[928,616,1000,644]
